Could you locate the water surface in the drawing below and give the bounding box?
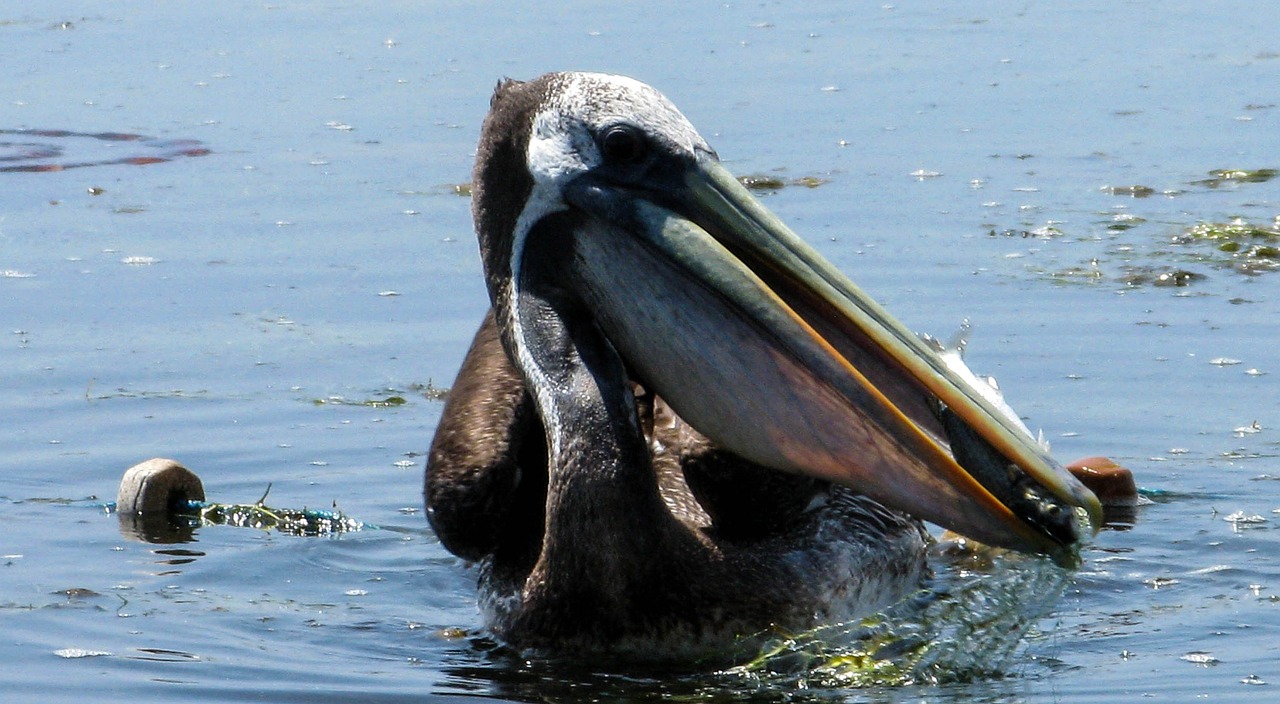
[3,2,1279,701]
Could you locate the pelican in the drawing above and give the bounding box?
[425,72,1101,657]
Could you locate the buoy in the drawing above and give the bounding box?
[116,458,205,516]
[1065,456,1138,507]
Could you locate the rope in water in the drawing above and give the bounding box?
[113,458,369,536]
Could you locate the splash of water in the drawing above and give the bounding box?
[725,545,1075,687]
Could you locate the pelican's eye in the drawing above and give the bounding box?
[599,124,648,165]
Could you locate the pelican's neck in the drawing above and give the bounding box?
[513,287,671,562]
[498,235,695,641]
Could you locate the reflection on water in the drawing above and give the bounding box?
[0,129,209,173]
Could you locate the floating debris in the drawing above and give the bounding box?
[114,458,366,541]
[1103,184,1156,198]
[1223,510,1267,526]
[54,648,113,659]
[412,380,450,401]
[1234,421,1263,436]
[52,588,103,599]
[1180,651,1220,666]
[116,458,204,516]
[197,499,364,535]
[989,226,1063,239]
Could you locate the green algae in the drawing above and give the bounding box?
[1192,168,1279,189]
[309,382,448,407]
[313,394,407,408]
[1177,218,1280,273]
[738,173,831,191]
[1033,215,1280,290]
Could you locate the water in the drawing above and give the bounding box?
[2,2,1279,701]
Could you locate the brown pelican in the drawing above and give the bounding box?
[425,72,1101,657]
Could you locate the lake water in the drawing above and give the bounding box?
[3,2,1279,702]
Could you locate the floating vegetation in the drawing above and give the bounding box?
[1192,168,1278,189]
[737,173,830,191]
[1029,214,1280,290]
[313,393,408,408]
[1174,218,1280,274]
[1118,266,1207,288]
[1106,213,1147,231]
[310,382,448,406]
